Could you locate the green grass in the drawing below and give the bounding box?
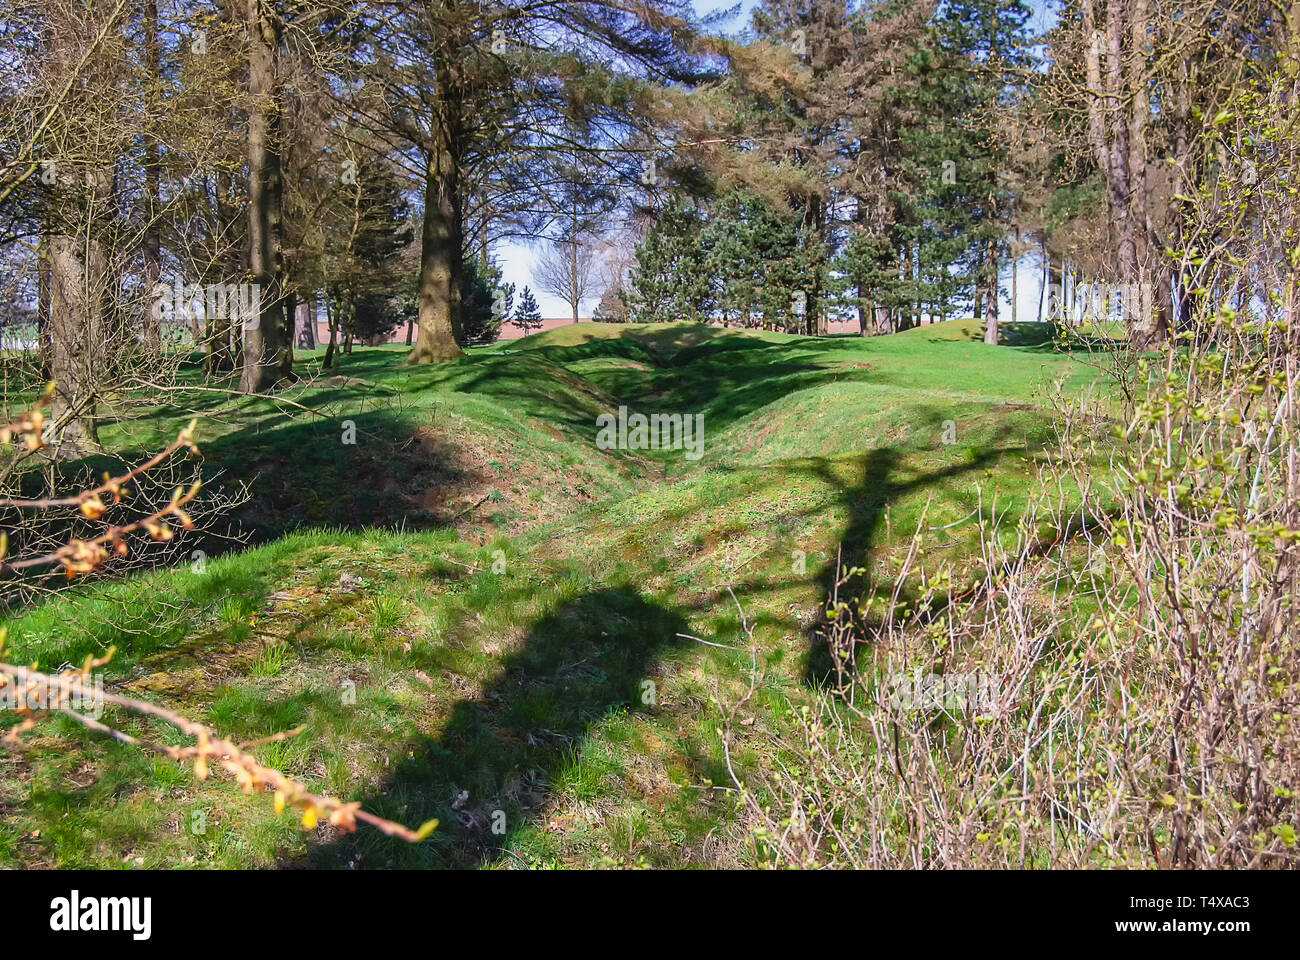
[0,322,1104,869]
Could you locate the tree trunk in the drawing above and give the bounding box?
[241,0,287,393]
[875,301,891,336]
[1127,0,1167,348]
[282,287,297,368]
[1038,240,1050,322]
[204,169,237,374]
[295,296,317,349]
[48,209,110,458]
[1050,255,1064,322]
[812,195,828,336]
[43,3,114,460]
[1171,43,1193,331]
[1010,231,1019,327]
[323,289,339,370]
[911,242,922,330]
[1083,0,1164,348]
[570,238,580,323]
[983,254,999,346]
[142,0,162,357]
[407,76,466,364]
[37,228,51,379]
[278,289,295,380]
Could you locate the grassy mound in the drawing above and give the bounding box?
[0,323,1100,868]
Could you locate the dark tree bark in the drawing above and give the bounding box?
[322,287,340,369]
[295,297,316,349]
[406,45,465,364]
[241,0,288,393]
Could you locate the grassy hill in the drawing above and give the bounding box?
[0,324,1100,868]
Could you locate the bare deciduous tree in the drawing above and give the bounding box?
[534,235,600,323]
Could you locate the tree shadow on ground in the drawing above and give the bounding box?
[192,408,477,544]
[504,322,747,362]
[307,585,689,868]
[506,334,884,435]
[947,320,1125,352]
[801,442,1016,687]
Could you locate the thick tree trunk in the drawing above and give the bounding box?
[407,84,466,364]
[913,268,921,329]
[1104,0,1138,291]
[876,299,892,335]
[808,195,827,336]
[48,216,109,458]
[43,4,113,460]
[241,0,287,393]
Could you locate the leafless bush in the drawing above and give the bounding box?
[731,69,1299,869]
[0,385,249,618]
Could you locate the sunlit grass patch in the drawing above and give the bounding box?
[0,323,1102,869]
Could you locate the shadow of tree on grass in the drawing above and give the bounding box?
[802,442,1019,687]
[308,585,689,868]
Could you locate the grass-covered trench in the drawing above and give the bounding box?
[0,321,1101,869]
